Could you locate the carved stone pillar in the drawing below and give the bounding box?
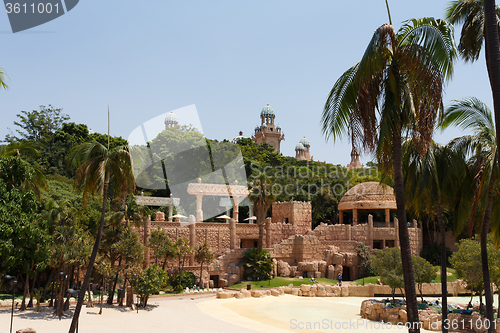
[189,221,196,265]
[196,194,203,223]
[353,208,358,225]
[368,214,374,248]
[232,196,239,222]
[265,217,272,248]
[229,218,236,250]
[143,216,151,268]
[339,210,343,224]
[385,208,390,227]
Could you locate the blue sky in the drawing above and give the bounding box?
[0,0,492,165]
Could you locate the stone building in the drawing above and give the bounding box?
[294,137,313,161]
[164,111,178,129]
[252,104,285,153]
[141,181,422,288]
[346,147,363,169]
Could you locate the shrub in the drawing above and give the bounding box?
[420,242,452,266]
[133,265,168,307]
[242,248,273,281]
[170,271,196,291]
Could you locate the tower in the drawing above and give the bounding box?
[251,104,285,153]
[295,137,312,161]
[164,111,178,129]
[346,146,363,169]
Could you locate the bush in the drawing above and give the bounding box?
[242,248,274,281]
[170,271,196,291]
[133,265,168,307]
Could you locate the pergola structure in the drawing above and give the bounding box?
[135,193,180,222]
[187,178,250,223]
[219,197,254,222]
[337,182,396,226]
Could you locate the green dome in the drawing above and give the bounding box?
[260,104,275,117]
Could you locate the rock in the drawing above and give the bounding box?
[235,292,245,299]
[284,286,292,294]
[251,290,264,298]
[219,279,228,288]
[290,266,298,277]
[326,293,335,297]
[317,287,326,297]
[325,285,332,293]
[340,286,349,297]
[292,288,299,296]
[216,292,235,299]
[327,265,335,280]
[300,285,311,292]
[277,261,291,277]
[332,253,345,265]
[314,271,322,279]
[271,289,280,297]
[398,309,407,323]
[297,289,302,296]
[318,261,327,277]
[298,261,318,272]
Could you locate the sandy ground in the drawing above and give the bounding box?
[0,294,494,333]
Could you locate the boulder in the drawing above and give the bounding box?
[314,271,322,279]
[298,261,318,272]
[251,290,265,298]
[219,279,228,288]
[340,286,349,297]
[291,288,299,296]
[290,266,298,277]
[277,261,291,277]
[332,253,345,265]
[300,284,311,292]
[327,265,336,280]
[318,261,327,277]
[398,309,407,323]
[235,292,245,299]
[271,289,280,297]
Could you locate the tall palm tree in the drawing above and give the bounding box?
[441,97,498,330]
[66,141,135,333]
[249,173,276,250]
[321,18,456,332]
[445,0,500,184]
[403,141,466,333]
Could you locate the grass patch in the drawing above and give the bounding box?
[230,277,338,290]
[352,276,380,286]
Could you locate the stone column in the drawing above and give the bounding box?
[385,208,390,227]
[168,206,173,222]
[347,224,352,241]
[413,219,417,228]
[196,194,203,223]
[189,220,196,265]
[249,202,254,218]
[339,210,343,224]
[394,217,400,247]
[368,214,374,248]
[353,208,358,225]
[143,216,151,268]
[265,217,272,248]
[229,218,236,250]
[232,196,239,222]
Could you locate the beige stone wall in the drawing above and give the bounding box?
[272,201,312,234]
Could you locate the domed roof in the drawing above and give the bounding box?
[276,124,281,130]
[295,142,305,151]
[260,104,275,117]
[261,123,267,128]
[255,125,260,131]
[338,182,396,210]
[232,131,247,143]
[299,137,310,147]
[164,111,178,124]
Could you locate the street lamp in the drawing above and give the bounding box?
[67,289,79,333]
[132,274,139,313]
[4,275,16,333]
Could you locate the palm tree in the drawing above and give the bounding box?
[66,141,135,333]
[446,0,500,184]
[321,18,456,332]
[0,66,7,90]
[403,141,466,333]
[441,97,498,329]
[249,173,276,250]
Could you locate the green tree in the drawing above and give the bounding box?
[4,105,69,143]
[149,227,175,269]
[412,256,437,302]
[372,248,404,301]
[442,97,498,326]
[194,241,215,287]
[356,243,376,283]
[172,238,193,291]
[321,18,456,331]
[133,265,167,307]
[403,141,466,329]
[242,248,274,281]
[66,141,135,333]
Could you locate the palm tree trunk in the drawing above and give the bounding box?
[42,268,55,303]
[28,271,37,308]
[393,132,419,333]
[484,0,500,176]
[108,257,122,305]
[199,261,204,288]
[68,181,109,333]
[20,270,29,311]
[480,183,495,333]
[437,200,448,333]
[258,221,264,250]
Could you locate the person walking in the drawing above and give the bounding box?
[338,274,342,287]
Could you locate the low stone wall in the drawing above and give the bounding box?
[360,300,500,333]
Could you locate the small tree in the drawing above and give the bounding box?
[356,243,376,284]
[194,241,215,287]
[133,264,167,307]
[372,248,404,301]
[242,248,274,281]
[412,256,437,302]
[149,227,175,269]
[173,238,193,291]
[450,237,484,305]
